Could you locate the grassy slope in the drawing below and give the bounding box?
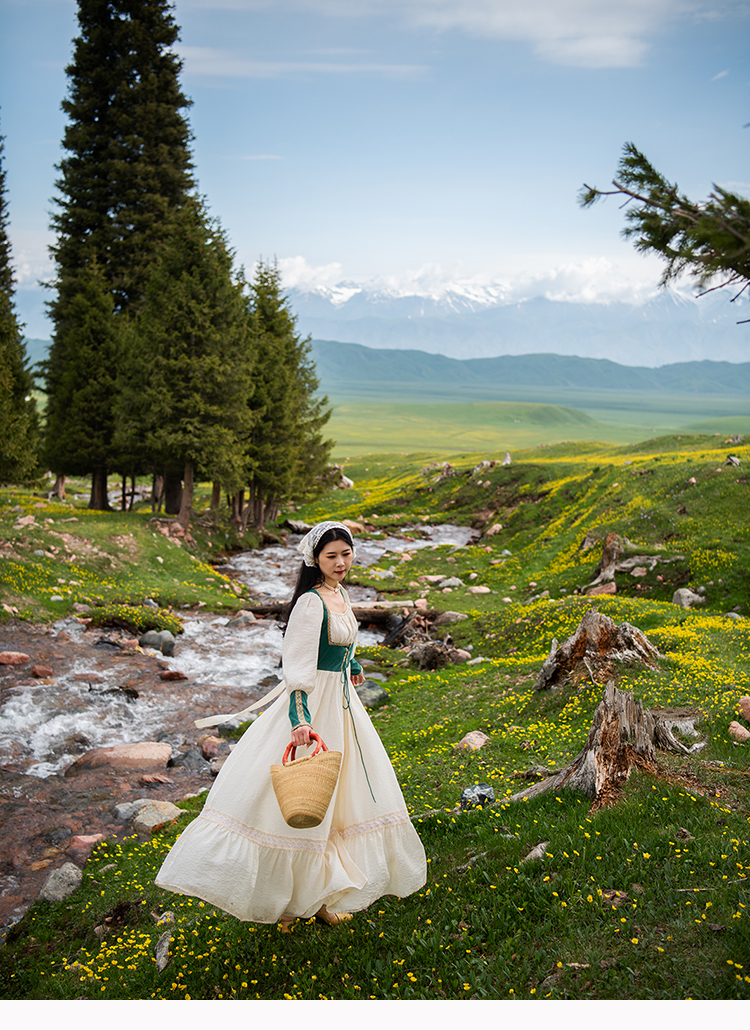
[1,435,749,1000]
[324,394,750,457]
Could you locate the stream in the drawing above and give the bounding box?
[0,523,477,930]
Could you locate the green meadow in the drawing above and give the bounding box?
[1,432,749,1000]
[325,392,750,457]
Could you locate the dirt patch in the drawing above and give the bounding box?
[109,534,141,560]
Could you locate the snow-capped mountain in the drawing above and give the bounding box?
[286,276,749,367]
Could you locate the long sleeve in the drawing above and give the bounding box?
[282,592,324,697]
[350,656,362,677]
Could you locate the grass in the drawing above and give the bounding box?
[0,481,257,626]
[324,391,750,457]
[0,433,749,999]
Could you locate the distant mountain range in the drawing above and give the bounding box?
[310,340,750,396]
[289,282,750,366]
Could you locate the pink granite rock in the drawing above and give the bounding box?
[64,741,172,777]
[454,730,490,752]
[0,651,30,665]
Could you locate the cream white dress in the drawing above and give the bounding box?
[155,590,427,922]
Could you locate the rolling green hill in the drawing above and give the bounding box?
[311,339,750,395]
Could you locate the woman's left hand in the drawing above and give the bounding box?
[351,672,365,686]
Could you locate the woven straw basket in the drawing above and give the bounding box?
[271,733,342,829]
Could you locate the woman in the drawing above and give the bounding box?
[155,520,426,928]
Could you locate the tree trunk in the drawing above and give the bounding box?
[88,468,110,511]
[121,474,127,511]
[164,471,183,515]
[509,681,696,810]
[151,474,164,512]
[178,462,194,529]
[50,474,66,501]
[210,481,221,511]
[129,474,136,512]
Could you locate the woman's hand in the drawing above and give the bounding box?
[351,672,365,687]
[290,725,313,748]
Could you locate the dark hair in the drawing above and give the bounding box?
[283,526,355,626]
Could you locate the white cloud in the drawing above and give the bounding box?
[7,230,55,288]
[186,0,721,68]
[175,45,426,78]
[278,254,668,305]
[277,255,346,289]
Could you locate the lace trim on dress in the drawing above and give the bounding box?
[201,807,328,853]
[339,810,412,839]
[200,805,412,850]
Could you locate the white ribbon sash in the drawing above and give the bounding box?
[194,679,286,730]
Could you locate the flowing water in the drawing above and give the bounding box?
[0,524,477,927]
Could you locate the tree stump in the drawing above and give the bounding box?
[534,608,659,691]
[584,532,622,591]
[509,681,697,809]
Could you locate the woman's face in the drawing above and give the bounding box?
[316,538,354,586]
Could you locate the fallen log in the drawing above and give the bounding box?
[244,601,423,624]
[509,681,698,809]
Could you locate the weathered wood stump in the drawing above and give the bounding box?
[585,531,622,589]
[509,681,698,809]
[534,608,659,691]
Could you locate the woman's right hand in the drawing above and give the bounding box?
[290,725,313,748]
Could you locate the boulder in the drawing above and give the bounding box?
[139,630,176,656]
[226,610,256,628]
[468,585,491,594]
[460,783,495,808]
[0,651,30,665]
[672,588,705,609]
[434,611,469,626]
[40,862,82,902]
[168,746,209,771]
[132,801,184,835]
[728,721,750,743]
[454,730,490,752]
[197,734,222,760]
[113,798,157,823]
[483,523,504,537]
[67,834,106,863]
[32,664,54,678]
[160,669,188,681]
[586,582,616,596]
[737,697,750,723]
[65,741,172,777]
[356,679,390,710]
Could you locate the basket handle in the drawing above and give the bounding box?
[283,731,328,765]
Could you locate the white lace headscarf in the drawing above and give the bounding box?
[296,520,356,567]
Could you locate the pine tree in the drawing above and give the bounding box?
[0,131,39,483]
[580,142,750,311]
[43,258,121,502]
[46,0,195,507]
[115,200,254,528]
[244,262,333,530]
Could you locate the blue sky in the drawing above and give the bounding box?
[1,0,748,338]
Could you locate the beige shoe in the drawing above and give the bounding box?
[277,917,297,933]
